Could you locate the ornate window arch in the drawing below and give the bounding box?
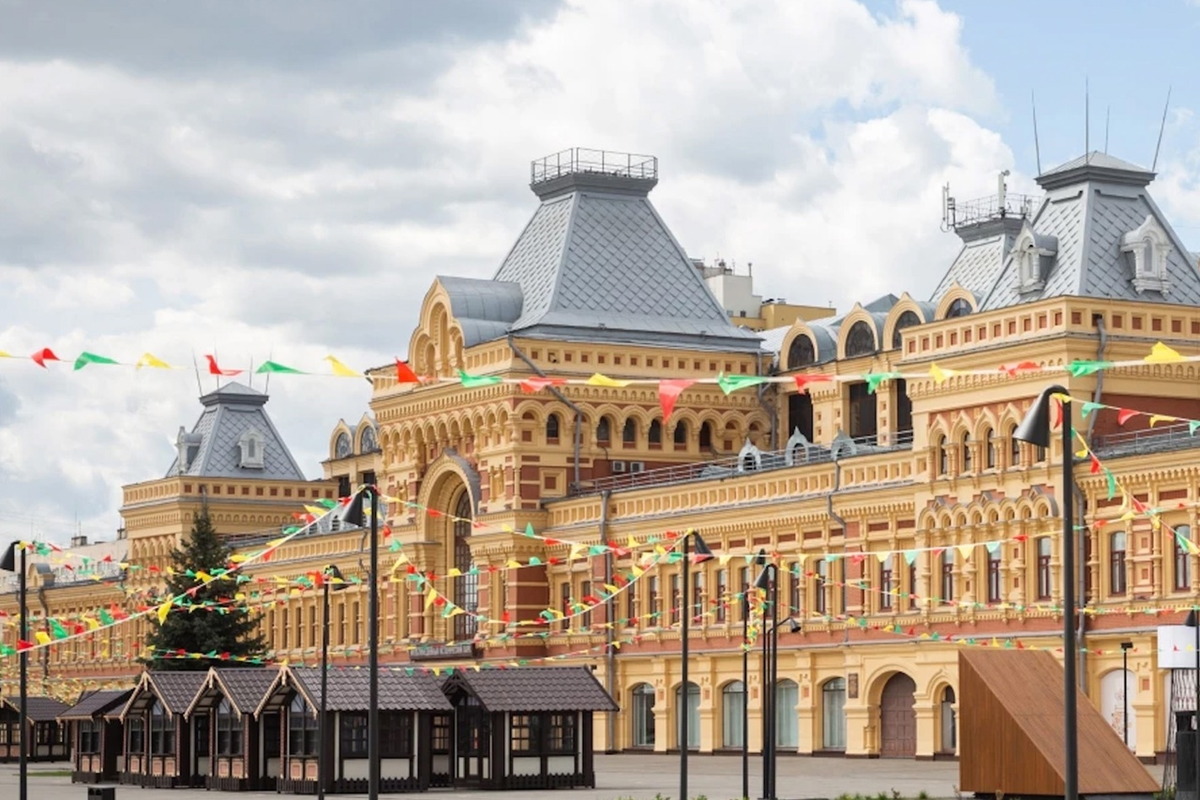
[891,310,921,349]
[335,432,352,459]
[359,425,378,454]
[546,413,561,443]
[452,491,477,639]
[945,298,972,318]
[787,335,816,369]
[844,321,876,358]
[238,429,265,469]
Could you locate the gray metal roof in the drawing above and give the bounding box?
[287,667,451,713]
[490,175,761,353]
[436,275,524,347]
[59,689,132,721]
[447,666,618,712]
[1,695,69,722]
[165,382,306,481]
[931,151,1200,312]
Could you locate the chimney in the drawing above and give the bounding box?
[70,534,88,548]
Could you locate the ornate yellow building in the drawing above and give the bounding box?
[6,148,1200,765]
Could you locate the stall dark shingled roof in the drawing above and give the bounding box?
[289,667,452,712]
[122,671,208,719]
[2,695,69,722]
[449,667,618,712]
[210,668,278,716]
[59,689,132,721]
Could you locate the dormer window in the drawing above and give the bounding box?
[239,429,265,469]
[844,321,876,359]
[787,335,816,369]
[1121,214,1173,295]
[176,427,203,475]
[1012,223,1058,296]
[359,425,378,454]
[335,433,352,459]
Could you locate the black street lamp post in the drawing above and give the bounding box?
[753,555,802,800]
[345,485,382,800]
[680,529,713,800]
[1119,640,1133,750]
[1013,385,1078,800]
[742,548,768,800]
[318,565,348,800]
[1,542,26,800]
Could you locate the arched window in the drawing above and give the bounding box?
[945,298,972,318]
[940,549,954,603]
[891,310,921,349]
[721,682,745,748]
[359,425,378,453]
[631,684,655,748]
[622,418,637,445]
[940,687,957,753]
[985,428,996,469]
[987,545,1002,603]
[216,697,241,755]
[596,417,611,445]
[452,492,478,639]
[960,432,972,472]
[546,413,561,443]
[1110,532,1127,595]
[1009,425,1021,467]
[844,321,876,358]
[821,678,846,750]
[335,432,352,459]
[787,335,816,369]
[673,420,688,446]
[936,435,948,476]
[776,680,799,748]
[1176,525,1193,591]
[1037,537,1053,600]
[676,682,700,750]
[648,419,663,446]
[699,421,713,450]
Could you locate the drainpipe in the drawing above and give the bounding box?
[1077,314,1106,693]
[827,461,850,643]
[757,353,779,451]
[600,489,616,753]
[508,334,583,489]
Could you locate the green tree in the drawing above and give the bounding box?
[144,510,267,670]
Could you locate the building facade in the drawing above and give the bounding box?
[4,148,1200,763]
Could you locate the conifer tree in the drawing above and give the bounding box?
[145,510,267,670]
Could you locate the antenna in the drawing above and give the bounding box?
[1031,90,1042,175]
[1085,76,1090,162]
[212,347,221,391]
[1104,105,1110,154]
[190,351,204,397]
[264,346,273,394]
[1153,85,1172,172]
[248,358,254,389]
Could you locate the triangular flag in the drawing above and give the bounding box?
[34,631,51,646]
[929,363,955,385]
[956,543,973,561]
[658,379,695,421]
[519,376,566,393]
[865,372,901,394]
[586,373,631,388]
[1117,408,1139,426]
[73,352,119,370]
[324,356,360,377]
[136,353,171,369]
[793,374,832,393]
[157,601,172,624]
[458,369,502,388]
[205,355,243,376]
[1145,342,1184,363]
[1067,360,1113,377]
[716,373,766,395]
[256,361,307,375]
[394,359,421,384]
[31,348,59,368]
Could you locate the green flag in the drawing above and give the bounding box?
[73,352,120,370]
[256,361,307,374]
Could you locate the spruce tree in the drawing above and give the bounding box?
[145,510,267,671]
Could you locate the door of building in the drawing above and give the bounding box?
[880,673,916,757]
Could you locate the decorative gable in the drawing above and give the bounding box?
[1011,222,1058,296]
[176,427,202,475]
[238,428,265,469]
[1120,214,1174,295]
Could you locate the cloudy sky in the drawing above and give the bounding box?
[1,0,1199,548]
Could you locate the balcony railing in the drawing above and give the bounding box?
[570,430,914,497]
[1092,422,1200,459]
[531,148,658,185]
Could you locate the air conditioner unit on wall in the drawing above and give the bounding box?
[630,462,645,473]
[612,461,627,472]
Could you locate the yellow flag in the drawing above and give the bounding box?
[1150,415,1176,427]
[874,550,890,563]
[136,353,171,369]
[195,571,212,583]
[35,631,51,646]
[956,543,973,561]
[425,589,439,611]
[0,351,11,359]
[229,554,248,563]
[506,559,521,569]
[586,373,632,388]
[568,543,586,561]
[304,505,326,516]
[324,356,361,377]
[1145,341,1185,363]
[447,568,462,577]
[156,601,172,624]
[929,363,955,384]
[718,553,733,566]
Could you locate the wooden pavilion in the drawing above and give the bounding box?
[60,689,131,783]
[183,667,280,792]
[118,670,207,788]
[0,695,70,764]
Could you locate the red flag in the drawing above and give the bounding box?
[1090,456,1101,474]
[31,348,59,368]
[204,355,243,376]
[658,379,695,421]
[520,376,567,393]
[394,359,421,384]
[17,640,32,652]
[999,360,1039,377]
[1117,408,1138,426]
[793,374,832,393]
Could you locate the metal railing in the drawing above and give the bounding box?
[949,192,1038,229]
[1092,422,1200,458]
[570,430,914,497]
[531,148,658,184]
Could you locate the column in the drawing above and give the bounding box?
[913,700,937,759]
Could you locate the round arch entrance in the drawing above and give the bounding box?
[879,673,916,757]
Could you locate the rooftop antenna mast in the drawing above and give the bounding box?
[190,351,204,397]
[264,347,273,394]
[1104,105,1110,154]
[1153,85,1172,172]
[1085,77,1090,163]
[1031,90,1042,175]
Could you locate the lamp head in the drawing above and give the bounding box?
[0,542,17,573]
[324,564,348,590]
[1120,641,1134,651]
[1187,609,1199,628]
[689,530,714,564]
[787,618,802,634]
[754,557,776,590]
[1012,385,1069,449]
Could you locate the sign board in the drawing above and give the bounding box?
[1157,625,1199,669]
[410,642,480,662]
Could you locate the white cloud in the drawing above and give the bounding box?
[0,0,1025,543]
